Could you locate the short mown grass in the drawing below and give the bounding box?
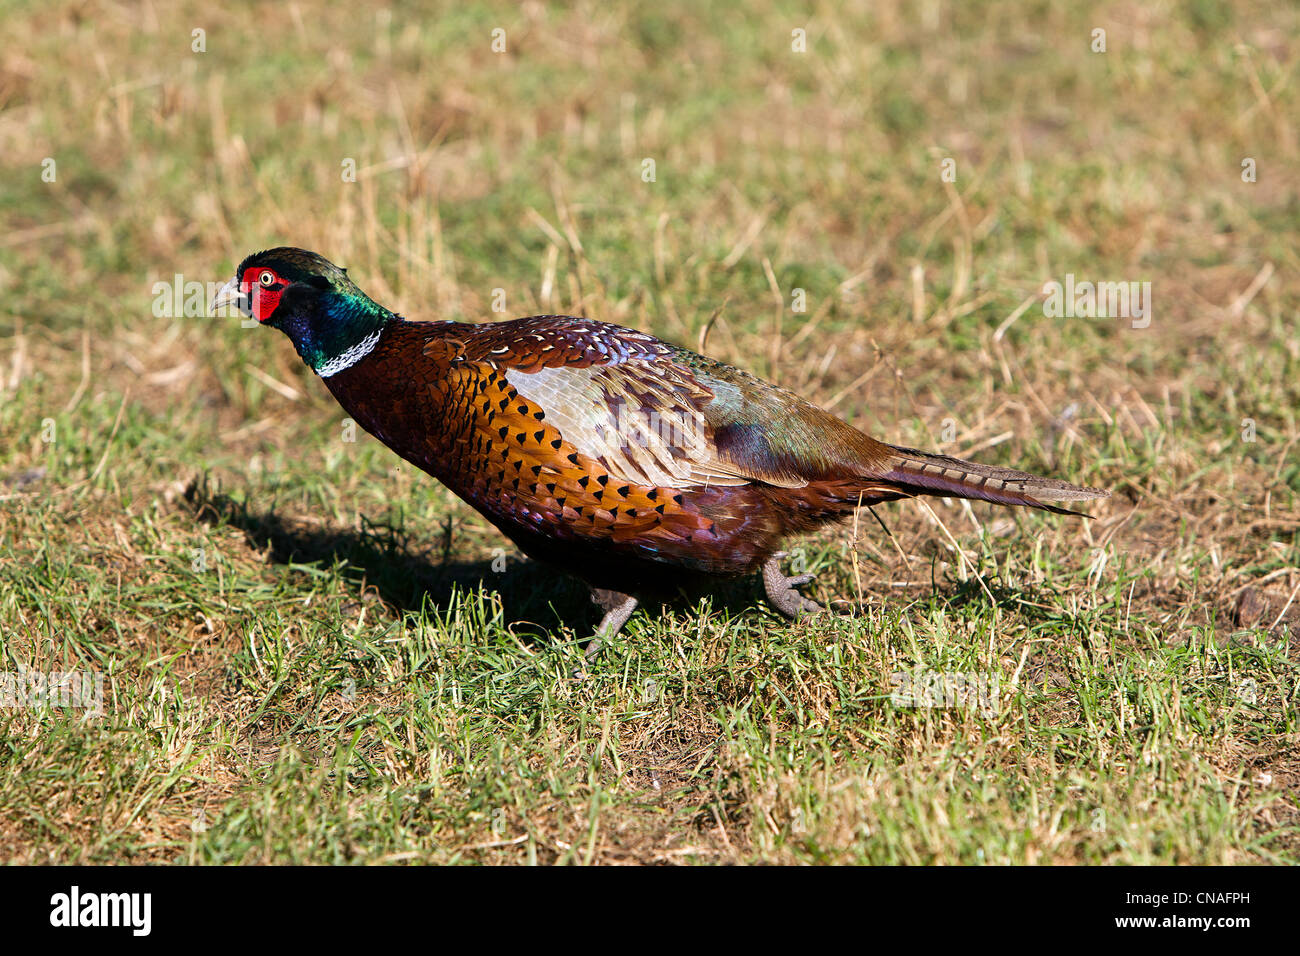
[0,0,1296,863]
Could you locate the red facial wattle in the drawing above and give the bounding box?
[240,266,286,322]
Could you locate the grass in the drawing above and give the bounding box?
[0,0,1296,864]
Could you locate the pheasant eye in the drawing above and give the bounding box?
[258,270,277,287]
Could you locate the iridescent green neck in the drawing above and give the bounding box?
[275,289,394,377]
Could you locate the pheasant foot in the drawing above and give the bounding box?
[761,553,824,619]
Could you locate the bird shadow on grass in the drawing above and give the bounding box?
[185,479,595,645]
[184,478,779,651]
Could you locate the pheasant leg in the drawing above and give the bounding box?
[584,587,639,661]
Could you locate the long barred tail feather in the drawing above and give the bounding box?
[880,445,1110,517]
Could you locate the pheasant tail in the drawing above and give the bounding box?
[880,444,1109,517]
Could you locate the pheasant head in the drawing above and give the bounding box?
[214,247,393,376]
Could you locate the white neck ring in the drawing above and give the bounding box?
[318,328,382,378]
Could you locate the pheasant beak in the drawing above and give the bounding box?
[212,278,251,317]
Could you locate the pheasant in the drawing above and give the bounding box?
[214,248,1108,658]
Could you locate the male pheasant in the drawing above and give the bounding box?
[214,248,1108,658]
